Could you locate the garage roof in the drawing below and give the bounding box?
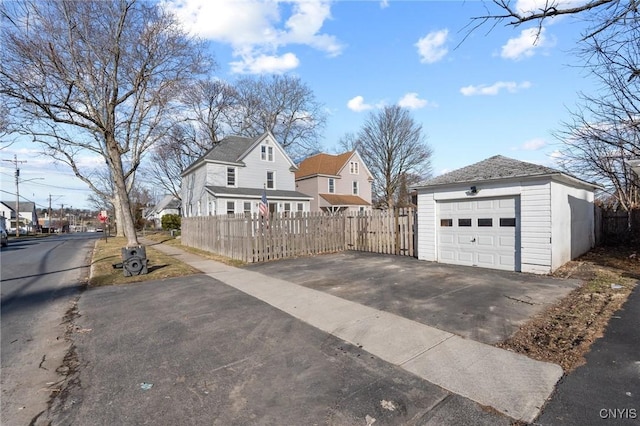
[414,155,599,189]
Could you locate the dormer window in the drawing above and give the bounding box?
[350,161,359,174]
[261,145,274,161]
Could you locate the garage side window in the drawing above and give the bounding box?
[458,218,472,227]
[440,219,452,227]
[478,218,493,227]
[500,218,516,227]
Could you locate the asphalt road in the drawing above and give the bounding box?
[0,233,96,425]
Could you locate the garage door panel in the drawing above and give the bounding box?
[476,235,495,246]
[498,235,515,247]
[437,197,519,271]
[457,251,474,263]
[456,233,475,244]
[439,250,455,261]
[439,233,455,244]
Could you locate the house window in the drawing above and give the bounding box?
[226,201,235,215]
[209,201,214,216]
[261,145,274,161]
[328,178,335,193]
[227,167,236,186]
[243,202,251,215]
[352,181,359,195]
[266,171,275,189]
[297,203,304,212]
[284,202,291,217]
[350,161,359,174]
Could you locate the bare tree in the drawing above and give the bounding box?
[0,0,210,246]
[354,106,433,208]
[555,13,640,212]
[469,1,637,40]
[227,74,326,161]
[146,80,235,199]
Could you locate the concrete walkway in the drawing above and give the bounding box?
[149,242,563,423]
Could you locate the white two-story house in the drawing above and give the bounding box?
[295,151,373,213]
[181,132,312,217]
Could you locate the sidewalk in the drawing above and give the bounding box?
[147,240,563,423]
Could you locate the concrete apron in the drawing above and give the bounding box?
[151,244,562,423]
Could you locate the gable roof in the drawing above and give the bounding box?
[1,201,36,212]
[152,195,180,213]
[295,151,355,179]
[182,132,297,176]
[414,155,599,189]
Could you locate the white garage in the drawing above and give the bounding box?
[414,156,600,274]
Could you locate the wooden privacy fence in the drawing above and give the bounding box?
[181,208,416,263]
[595,207,640,245]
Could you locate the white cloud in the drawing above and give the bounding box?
[521,138,547,151]
[397,93,436,109]
[415,29,449,64]
[501,27,554,60]
[347,96,374,112]
[163,0,344,74]
[230,52,300,74]
[460,81,532,96]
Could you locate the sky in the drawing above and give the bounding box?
[0,0,596,210]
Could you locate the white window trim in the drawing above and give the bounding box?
[350,161,359,174]
[266,170,276,189]
[226,166,237,187]
[226,200,235,215]
[352,181,359,195]
[328,178,335,194]
[261,145,274,162]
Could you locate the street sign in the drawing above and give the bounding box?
[98,211,108,223]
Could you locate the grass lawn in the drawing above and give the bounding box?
[89,232,244,287]
[498,246,639,372]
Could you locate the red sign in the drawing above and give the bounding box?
[98,211,108,223]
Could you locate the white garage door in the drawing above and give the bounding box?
[437,197,520,271]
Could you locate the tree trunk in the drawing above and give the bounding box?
[112,193,125,238]
[106,135,139,247]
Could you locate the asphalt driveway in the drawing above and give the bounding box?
[245,252,582,345]
[51,275,512,425]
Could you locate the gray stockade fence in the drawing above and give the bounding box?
[182,208,416,263]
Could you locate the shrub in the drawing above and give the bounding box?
[161,214,181,231]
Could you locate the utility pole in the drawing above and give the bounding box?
[47,194,63,233]
[3,155,27,237]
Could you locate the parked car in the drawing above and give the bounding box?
[0,228,7,247]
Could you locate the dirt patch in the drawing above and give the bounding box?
[497,246,639,372]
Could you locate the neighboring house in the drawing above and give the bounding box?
[0,201,39,232]
[181,132,312,217]
[146,195,181,229]
[413,155,600,274]
[295,151,373,213]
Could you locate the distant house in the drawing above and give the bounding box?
[413,155,600,274]
[181,132,312,217]
[295,151,373,213]
[146,195,181,229]
[0,201,39,232]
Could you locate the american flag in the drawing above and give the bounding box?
[259,189,269,218]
